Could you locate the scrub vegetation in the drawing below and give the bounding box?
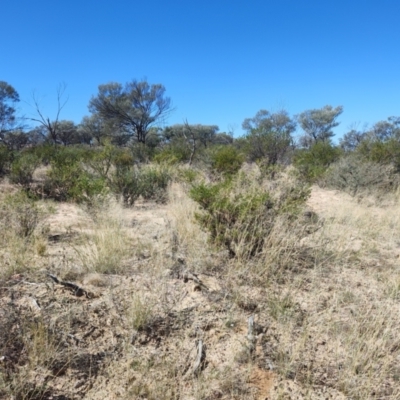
[1,79,400,398]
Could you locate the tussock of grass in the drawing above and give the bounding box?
[0,191,51,281]
[75,196,132,274]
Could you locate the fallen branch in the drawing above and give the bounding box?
[47,273,92,298]
[181,270,209,291]
[247,315,256,354]
[193,339,206,376]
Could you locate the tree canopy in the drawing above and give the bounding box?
[0,81,20,137]
[297,105,343,147]
[89,80,172,144]
[241,109,296,164]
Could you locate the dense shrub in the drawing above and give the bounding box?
[41,147,107,203]
[111,165,171,206]
[293,141,341,182]
[153,147,185,165]
[210,145,244,176]
[356,138,400,169]
[9,153,41,187]
[0,145,13,175]
[190,173,309,258]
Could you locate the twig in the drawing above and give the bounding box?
[29,297,41,311]
[181,270,209,291]
[47,273,91,298]
[247,315,256,354]
[193,339,206,376]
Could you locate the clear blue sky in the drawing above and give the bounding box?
[2,0,400,139]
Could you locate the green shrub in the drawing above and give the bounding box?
[356,138,400,169]
[189,174,309,258]
[153,141,192,164]
[41,147,107,203]
[177,167,201,184]
[153,149,182,165]
[9,153,41,187]
[0,145,13,175]
[111,165,171,206]
[293,141,341,182]
[27,144,55,165]
[210,145,244,176]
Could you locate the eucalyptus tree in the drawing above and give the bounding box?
[89,80,173,145]
[241,109,296,164]
[340,129,367,152]
[297,105,343,147]
[0,81,20,140]
[368,117,400,142]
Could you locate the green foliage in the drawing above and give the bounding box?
[190,174,309,258]
[177,167,201,184]
[42,146,107,203]
[356,138,400,169]
[297,105,343,147]
[153,149,181,165]
[241,109,296,164]
[153,143,190,164]
[111,165,171,206]
[87,142,122,179]
[9,152,41,187]
[0,144,13,175]
[190,180,272,257]
[210,145,244,176]
[130,142,157,163]
[293,141,341,182]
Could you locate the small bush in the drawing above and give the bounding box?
[0,191,44,238]
[40,147,107,203]
[190,173,309,258]
[153,149,182,165]
[0,145,13,175]
[9,152,41,187]
[111,165,171,206]
[323,155,400,196]
[43,162,107,203]
[356,138,400,169]
[210,145,244,176]
[293,141,341,182]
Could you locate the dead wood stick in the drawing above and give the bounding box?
[47,273,91,298]
[247,315,256,354]
[181,270,209,291]
[28,297,41,311]
[193,339,205,376]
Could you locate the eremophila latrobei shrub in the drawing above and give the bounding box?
[111,164,171,206]
[190,170,310,259]
[9,152,41,188]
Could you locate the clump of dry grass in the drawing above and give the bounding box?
[0,191,51,281]
[167,181,211,272]
[74,195,133,274]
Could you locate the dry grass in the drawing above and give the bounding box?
[1,167,400,399]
